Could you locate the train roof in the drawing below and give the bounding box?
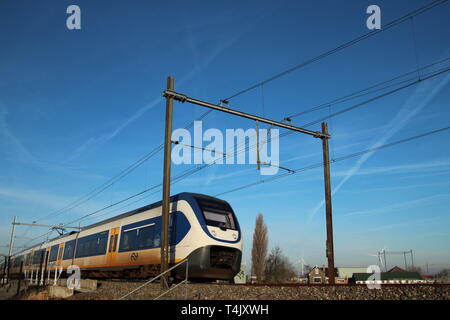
[81,192,226,231]
[10,192,228,257]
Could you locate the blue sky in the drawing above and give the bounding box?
[1,0,449,274]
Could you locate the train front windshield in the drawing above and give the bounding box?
[196,197,237,230]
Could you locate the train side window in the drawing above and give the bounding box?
[63,241,75,260]
[87,241,93,256]
[153,232,160,248]
[119,222,156,252]
[121,230,137,251]
[98,235,108,254]
[89,240,97,256]
[49,245,59,262]
[138,226,154,249]
[89,241,94,256]
[76,242,83,258]
[35,249,45,265]
[88,239,94,256]
[33,250,42,265]
[122,233,129,250]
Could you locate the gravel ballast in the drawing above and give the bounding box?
[67,281,450,300]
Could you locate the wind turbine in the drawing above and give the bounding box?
[369,247,387,271]
[295,250,308,278]
[298,258,307,277]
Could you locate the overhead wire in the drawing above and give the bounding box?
[222,0,448,101]
[286,57,450,120]
[215,125,450,197]
[165,62,450,188]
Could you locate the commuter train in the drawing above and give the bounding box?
[4,193,242,281]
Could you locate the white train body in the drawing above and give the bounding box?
[6,193,242,281]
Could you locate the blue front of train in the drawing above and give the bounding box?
[173,193,243,281]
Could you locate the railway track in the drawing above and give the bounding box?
[99,278,450,287]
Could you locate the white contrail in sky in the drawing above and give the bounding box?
[308,72,450,221]
[0,102,44,169]
[67,30,246,162]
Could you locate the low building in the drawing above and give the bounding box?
[352,272,424,284]
[335,277,348,284]
[308,266,338,284]
[337,267,368,281]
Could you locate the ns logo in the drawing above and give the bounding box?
[130,252,139,261]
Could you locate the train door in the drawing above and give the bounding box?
[107,227,120,266]
[45,248,50,268]
[44,248,50,283]
[56,243,64,268]
[55,242,64,275]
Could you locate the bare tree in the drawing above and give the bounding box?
[301,264,312,278]
[251,213,268,283]
[265,246,296,284]
[436,268,449,282]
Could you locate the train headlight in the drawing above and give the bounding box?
[232,233,237,240]
[211,230,217,236]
